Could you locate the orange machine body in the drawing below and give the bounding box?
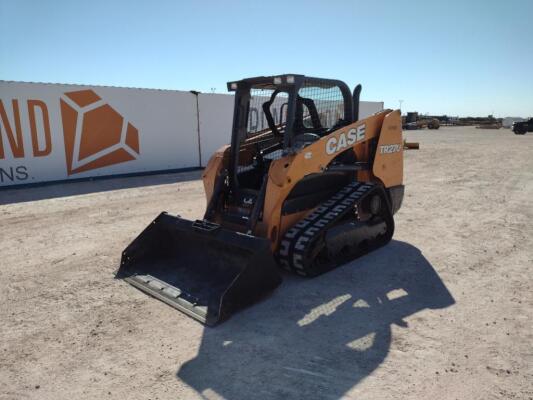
[202,109,403,251]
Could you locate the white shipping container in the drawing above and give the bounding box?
[0,81,199,187]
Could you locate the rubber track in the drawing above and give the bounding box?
[277,181,377,276]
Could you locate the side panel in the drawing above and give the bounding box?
[372,110,403,187]
[261,110,391,249]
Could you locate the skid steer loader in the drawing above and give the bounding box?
[117,74,404,326]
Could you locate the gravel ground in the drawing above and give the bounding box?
[1,126,532,400]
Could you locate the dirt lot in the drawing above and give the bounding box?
[1,126,532,400]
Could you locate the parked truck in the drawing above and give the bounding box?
[512,118,533,135]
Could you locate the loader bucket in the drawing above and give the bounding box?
[116,212,281,326]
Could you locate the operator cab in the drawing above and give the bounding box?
[227,75,354,191]
[216,75,360,230]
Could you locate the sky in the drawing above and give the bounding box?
[1,0,532,117]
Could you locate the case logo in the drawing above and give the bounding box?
[325,124,365,155]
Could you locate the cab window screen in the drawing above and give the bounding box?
[297,81,344,129]
[247,87,288,137]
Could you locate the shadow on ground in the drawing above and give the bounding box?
[0,170,202,205]
[177,240,454,400]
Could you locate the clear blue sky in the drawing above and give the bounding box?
[1,0,532,117]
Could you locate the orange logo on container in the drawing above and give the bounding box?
[60,90,140,175]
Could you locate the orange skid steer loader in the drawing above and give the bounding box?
[116,75,404,326]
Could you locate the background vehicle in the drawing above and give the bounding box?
[512,118,533,134]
